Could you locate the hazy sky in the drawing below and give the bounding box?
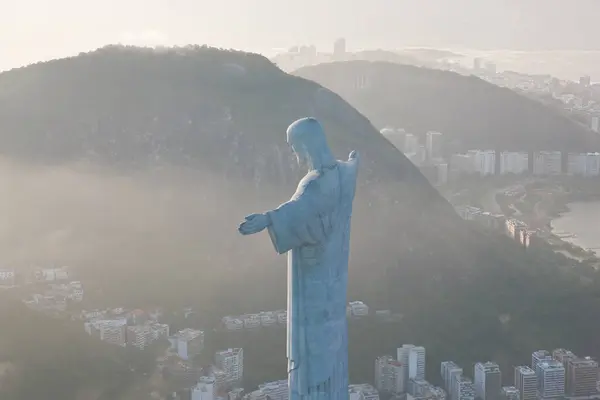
[2,0,600,71]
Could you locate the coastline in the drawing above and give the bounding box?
[494,180,600,261]
[547,197,600,259]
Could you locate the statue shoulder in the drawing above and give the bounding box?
[339,151,359,176]
[296,170,321,195]
[299,170,321,185]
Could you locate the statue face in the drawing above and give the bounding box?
[289,141,308,166]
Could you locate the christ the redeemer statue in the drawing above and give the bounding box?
[238,117,359,400]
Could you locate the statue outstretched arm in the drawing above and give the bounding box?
[238,213,271,235]
[237,183,316,248]
[238,167,340,254]
[266,179,326,254]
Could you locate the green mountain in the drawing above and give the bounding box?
[0,47,599,395]
[294,61,600,153]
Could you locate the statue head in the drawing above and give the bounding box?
[286,118,335,170]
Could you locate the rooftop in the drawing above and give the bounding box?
[515,366,536,374]
[176,328,203,341]
[198,376,216,385]
[349,384,378,396]
[442,361,461,368]
[217,347,243,357]
[477,361,500,371]
[349,301,367,306]
[539,360,565,370]
[92,319,127,328]
[533,350,551,357]
[570,358,599,367]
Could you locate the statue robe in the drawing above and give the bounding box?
[266,153,359,400]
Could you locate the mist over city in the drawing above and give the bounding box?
[1,2,600,400]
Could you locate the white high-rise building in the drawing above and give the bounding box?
[514,366,537,400]
[567,153,588,176]
[192,376,216,400]
[474,362,502,400]
[398,345,426,382]
[586,153,600,176]
[468,150,496,176]
[538,360,565,399]
[375,355,406,394]
[397,345,412,363]
[441,361,463,400]
[454,376,475,400]
[532,350,552,372]
[567,153,600,176]
[450,373,464,400]
[398,345,413,382]
[216,348,244,387]
[409,346,426,380]
[552,348,577,368]
[567,357,599,397]
[404,134,420,155]
[499,152,529,175]
[426,131,444,161]
[533,151,562,176]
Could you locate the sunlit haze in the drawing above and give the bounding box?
[4,2,600,399]
[3,0,600,71]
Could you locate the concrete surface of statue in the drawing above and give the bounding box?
[238,117,359,400]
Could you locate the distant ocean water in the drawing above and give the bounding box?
[439,48,600,81]
[551,202,600,255]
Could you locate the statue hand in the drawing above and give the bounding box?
[238,213,270,235]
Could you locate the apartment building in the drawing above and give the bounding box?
[375,355,406,394]
[537,360,565,399]
[567,357,599,397]
[474,362,502,400]
[514,366,537,400]
[216,348,244,388]
[169,328,204,360]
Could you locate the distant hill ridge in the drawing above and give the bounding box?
[295,61,600,153]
